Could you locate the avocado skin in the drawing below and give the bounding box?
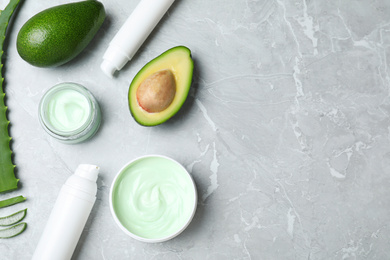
[16,0,105,67]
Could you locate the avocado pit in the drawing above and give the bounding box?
[136,69,176,113]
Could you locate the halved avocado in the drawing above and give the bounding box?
[128,46,194,126]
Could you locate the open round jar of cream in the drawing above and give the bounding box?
[110,155,197,243]
[38,82,101,144]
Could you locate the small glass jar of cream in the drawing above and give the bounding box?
[38,82,101,144]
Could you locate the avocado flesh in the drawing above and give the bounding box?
[16,0,105,67]
[129,46,194,126]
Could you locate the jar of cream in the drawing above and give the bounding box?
[38,82,101,144]
[110,155,197,243]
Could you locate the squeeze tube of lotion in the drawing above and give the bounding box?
[101,0,176,77]
[32,164,99,260]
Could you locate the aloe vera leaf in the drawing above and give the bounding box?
[0,195,25,208]
[0,0,21,193]
[0,208,26,226]
[0,222,26,238]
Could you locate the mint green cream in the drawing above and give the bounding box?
[39,83,101,144]
[111,156,197,240]
[47,88,90,131]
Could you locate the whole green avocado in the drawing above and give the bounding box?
[17,0,105,67]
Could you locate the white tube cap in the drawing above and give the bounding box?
[75,164,99,182]
[101,46,131,78]
[100,60,116,78]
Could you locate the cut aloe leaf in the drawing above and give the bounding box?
[0,222,26,238]
[0,208,27,226]
[0,195,26,208]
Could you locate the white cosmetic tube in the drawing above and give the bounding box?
[101,0,176,77]
[32,164,99,260]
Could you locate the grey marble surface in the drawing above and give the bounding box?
[1,0,390,259]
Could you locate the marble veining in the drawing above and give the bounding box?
[1,0,390,259]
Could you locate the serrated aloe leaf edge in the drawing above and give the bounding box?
[0,0,21,193]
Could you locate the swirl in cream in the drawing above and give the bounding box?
[112,156,197,240]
